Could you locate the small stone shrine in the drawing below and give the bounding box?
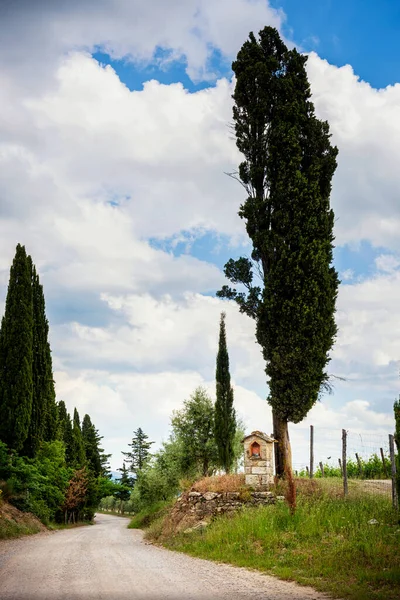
[242,431,276,488]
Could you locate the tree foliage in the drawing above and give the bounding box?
[214,312,236,472]
[122,427,154,475]
[171,387,218,477]
[0,245,109,524]
[217,27,339,474]
[0,245,33,451]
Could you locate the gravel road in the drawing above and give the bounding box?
[0,513,334,600]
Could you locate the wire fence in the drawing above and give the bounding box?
[292,425,397,507]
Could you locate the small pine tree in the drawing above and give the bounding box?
[122,428,153,475]
[0,245,33,451]
[214,312,236,473]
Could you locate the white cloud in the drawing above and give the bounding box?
[0,0,283,90]
[375,254,400,273]
[307,53,400,250]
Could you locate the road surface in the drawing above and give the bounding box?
[0,512,332,600]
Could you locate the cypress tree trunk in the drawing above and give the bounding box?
[0,245,33,451]
[272,413,292,477]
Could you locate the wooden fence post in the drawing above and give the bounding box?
[389,434,398,511]
[342,429,348,497]
[355,452,363,477]
[310,425,314,479]
[338,458,343,476]
[380,448,388,478]
[319,461,324,477]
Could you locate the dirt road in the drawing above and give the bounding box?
[0,513,332,600]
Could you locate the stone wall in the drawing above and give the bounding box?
[161,490,277,536]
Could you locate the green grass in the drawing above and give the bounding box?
[0,519,43,539]
[128,500,172,530]
[150,488,400,600]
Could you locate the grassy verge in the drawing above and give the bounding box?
[0,501,45,540]
[0,518,43,539]
[128,500,172,530]
[147,481,400,600]
[47,520,94,531]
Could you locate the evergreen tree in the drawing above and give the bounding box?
[217,27,339,476]
[71,408,86,467]
[116,462,134,500]
[394,398,400,505]
[57,401,74,465]
[214,312,236,473]
[0,245,33,451]
[82,414,102,477]
[122,427,153,475]
[24,266,57,455]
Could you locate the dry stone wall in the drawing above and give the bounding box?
[161,490,278,536]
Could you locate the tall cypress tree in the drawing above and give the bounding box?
[214,312,236,472]
[22,262,58,455]
[71,408,86,467]
[0,245,33,451]
[217,27,339,476]
[57,400,74,465]
[82,414,102,477]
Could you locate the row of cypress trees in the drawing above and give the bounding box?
[0,244,58,455]
[0,245,110,521]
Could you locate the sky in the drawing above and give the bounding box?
[0,0,398,472]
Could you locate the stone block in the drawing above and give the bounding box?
[203,492,219,501]
[245,474,260,486]
[226,492,240,500]
[188,491,201,498]
[252,466,267,475]
[245,467,252,474]
[261,474,273,485]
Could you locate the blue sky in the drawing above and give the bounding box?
[274,0,400,89]
[0,0,398,469]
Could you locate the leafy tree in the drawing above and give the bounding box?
[0,244,33,451]
[62,466,88,524]
[71,408,86,468]
[214,312,236,472]
[122,427,154,475]
[171,387,218,477]
[217,27,339,476]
